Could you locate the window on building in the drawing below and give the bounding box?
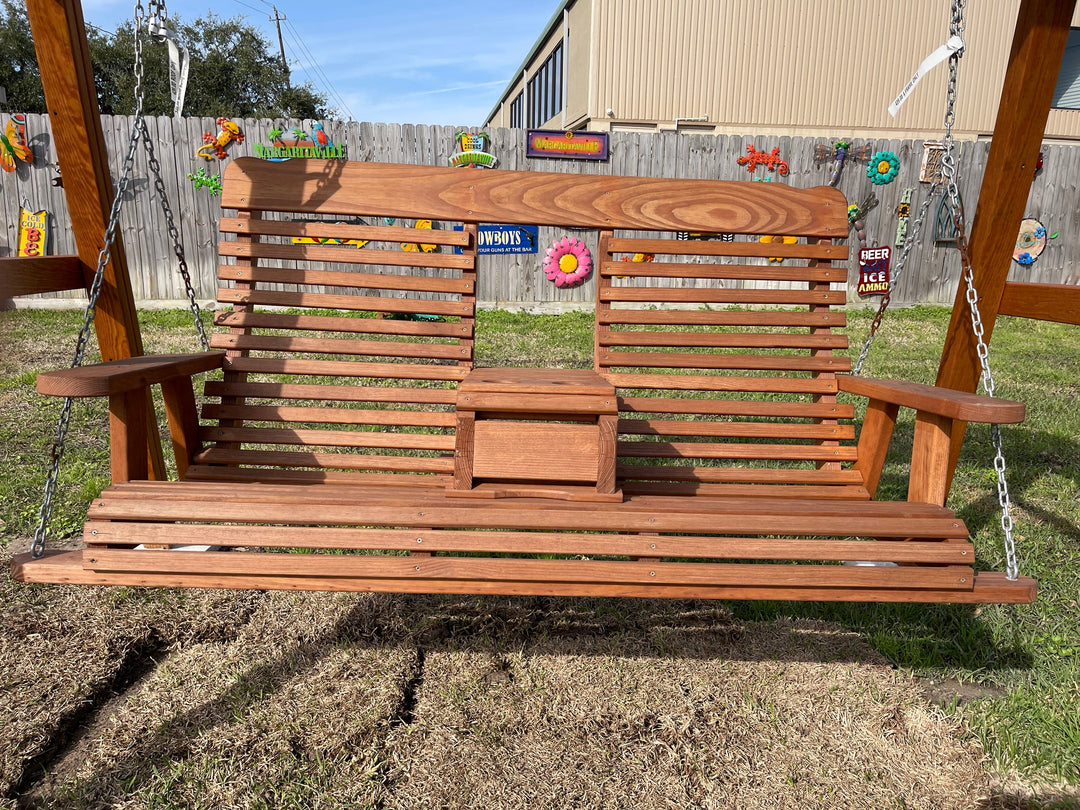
[1052,28,1080,109]
[510,91,524,129]
[526,42,563,128]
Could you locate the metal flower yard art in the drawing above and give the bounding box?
[543,236,592,287]
[867,150,900,185]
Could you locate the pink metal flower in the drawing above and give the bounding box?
[543,236,592,287]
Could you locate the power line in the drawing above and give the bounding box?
[280,19,351,117]
[280,17,354,119]
[228,0,265,14]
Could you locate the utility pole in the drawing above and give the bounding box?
[270,6,290,88]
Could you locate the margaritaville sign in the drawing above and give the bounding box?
[527,129,609,160]
[254,124,347,160]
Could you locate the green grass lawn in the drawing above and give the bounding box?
[1,304,1078,788]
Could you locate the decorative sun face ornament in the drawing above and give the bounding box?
[543,236,592,287]
[867,151,900,185]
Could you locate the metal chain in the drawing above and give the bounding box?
[855,0,1018,580]
[939,0,1018,580]
[852,183,940,375]
[855,0,967,376]
[140,117,210,351]
[31,0,186,558]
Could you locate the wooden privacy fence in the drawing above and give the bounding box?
[2,114,1078,309]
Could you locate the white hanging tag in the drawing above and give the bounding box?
[148,14,190,117]
[888,35,964,117]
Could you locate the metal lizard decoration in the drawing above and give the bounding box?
[737,144,789,176]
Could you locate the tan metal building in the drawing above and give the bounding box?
[484,0,1080,141]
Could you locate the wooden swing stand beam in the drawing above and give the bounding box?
[12,159,1034,604]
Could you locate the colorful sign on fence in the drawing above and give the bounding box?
[857,246,891,296]
[17,207,48,257]
[255,124,347,161]
[526,130,609,161]
[453,224,539,254]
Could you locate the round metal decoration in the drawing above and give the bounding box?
[1013,218,1047,266]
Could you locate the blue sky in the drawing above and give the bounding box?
[80,0,561,125]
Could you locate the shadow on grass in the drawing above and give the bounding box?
[9,585,1043,808]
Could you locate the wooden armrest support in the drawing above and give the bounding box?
[845,376,1024,505]
[838,375,1024,424]
[37,353,226,398]
[36,353,223,483]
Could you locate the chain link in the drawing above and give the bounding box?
[855,0,1018,580]
[852,183,940,375]
[31,0,206,557]
[941,0,1018,580]
[952,201,1020,580]
[140,118,210,351]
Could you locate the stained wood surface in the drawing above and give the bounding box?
[218,216,471,246]
[218,240,474,270]
[598,262,844,282]
[601,332,848,350]
[224,357,468,381]
[216,288,473,316]
[999,281,1080,325]
[598,310,846,328]
[459,367,615,396]
[192,448,454,473]
[472,422,599,482]
[838,375,1025,423]
[0,255,84,298]
[213,310,473,338]
[599,351,849,372]
[209,333,468,360]
[37,353,225,397]
[200,404,456,428]
[202,381,458,405]
[219,265,473,294]
[220,158,848,235]
[75,522,973,562]
[11,551,1039,604]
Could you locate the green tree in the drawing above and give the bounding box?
[90,13,331,119]
[0,0,46,113]
[0,4,330,119]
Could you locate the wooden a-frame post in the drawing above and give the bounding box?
[935,0,1076,493]
[25,0,166,478]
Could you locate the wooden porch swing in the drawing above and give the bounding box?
[7,0,1070,604]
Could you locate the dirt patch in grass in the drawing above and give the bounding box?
[20,589,409,809]
[384,600,990,809]
[1,568,1067,809]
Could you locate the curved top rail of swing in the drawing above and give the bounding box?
[37,353,225,398]
[218,157,849,238]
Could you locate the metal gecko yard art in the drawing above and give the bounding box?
[196,117,244,160]
[736,144,789,176]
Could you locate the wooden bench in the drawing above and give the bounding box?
[13,157,1035,603]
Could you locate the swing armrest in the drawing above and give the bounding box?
[838,375,1025,505]
[838,375,1025,423]
[37,353,225,484]
[37,352,226,398]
